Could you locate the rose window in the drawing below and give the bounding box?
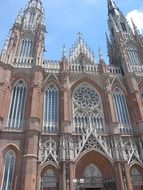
[73,84,99,108]
[73,83,104,133]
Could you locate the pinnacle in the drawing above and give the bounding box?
[107,0,120,16]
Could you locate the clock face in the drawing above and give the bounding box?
[73,84,99,109]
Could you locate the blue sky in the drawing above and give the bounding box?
[0,0,143,63]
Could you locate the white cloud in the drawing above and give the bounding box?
[127,9,143,34]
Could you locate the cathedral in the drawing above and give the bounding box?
[0,0,143,189]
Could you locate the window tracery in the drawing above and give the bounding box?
[40,139,58,164]
[113,87,132,133]
[41,169,58,190]
[43,83,59,133]
[8,80,27,129]
[20,39,33,57]
[73,83,104,133]
[84,164,103,187]
[131,168,143,186]
[127,47,141,65]
[1,150,16,190]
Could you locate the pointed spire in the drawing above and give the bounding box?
[15,8,23,24]
[107,0,120,16]
[131,18,140,35]
[98,48,103,60]
[62,44,66,58]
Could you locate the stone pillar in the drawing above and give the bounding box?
[69,162,75,190]
[0,67,11,129]
[114,161,125,190]
[104,78,116,123]
[21,68,43,190]
[124,162,133,190]
[61,162,66,190]
[21,129,39,190]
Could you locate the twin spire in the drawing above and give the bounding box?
[107,0,120,16]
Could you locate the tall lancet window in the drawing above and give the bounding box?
[8,80,27,129]
[113,87,131,132]
[128,47,141,65]
[1,151,16,190]
[73,83,104,134]
[43,83,59,133]
[20,39,32,57]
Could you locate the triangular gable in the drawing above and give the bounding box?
[76,131,112,160]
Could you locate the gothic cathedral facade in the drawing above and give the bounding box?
[0,0,143,190]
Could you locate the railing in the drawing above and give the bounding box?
[118,124,134,134]
[43,60,60,73]
[130,65,143,73]
[73,123,106,135]
[69,64,99,74]
[107,65,122,76]
[12,56,34,68]
[42,122,59,134]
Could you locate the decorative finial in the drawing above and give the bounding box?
[131,18,140,35]
[77,32,83,42]
[98,48,103,60]
[62,44,66,58]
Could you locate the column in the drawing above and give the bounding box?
[114,161,125,190]
[69,162,75,190]
[124,162,133,190]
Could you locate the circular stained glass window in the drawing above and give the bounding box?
[73,84,99,108]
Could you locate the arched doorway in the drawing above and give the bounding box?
[130,167,143,190]
[75,150,115,190]
[40,169,58,190]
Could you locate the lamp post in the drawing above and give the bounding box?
[73,178,84,190]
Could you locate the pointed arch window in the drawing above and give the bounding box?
[43,83,59,133]
[20,39,33,57]
[8,80,27,129]
[1,151,16,190]
[128,47,141,65]
[113,87,132,132]
[73,83,104,134]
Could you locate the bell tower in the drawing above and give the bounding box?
[0,0,46,67]
[107,0,143,73]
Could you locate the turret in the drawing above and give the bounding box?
[0,0,46,67]
[107,0,143,72]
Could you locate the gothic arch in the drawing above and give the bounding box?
[71,77,103,96]
[111,77,128,95]
[40,162,60,176]
[1,143,20,158]
[38,162,60,190]
[75,149,113,179]
[21,31,35,40]
[10,73,30,89]
[42,74,61,91]
[129,163,143,188]
[129,162,143,174]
